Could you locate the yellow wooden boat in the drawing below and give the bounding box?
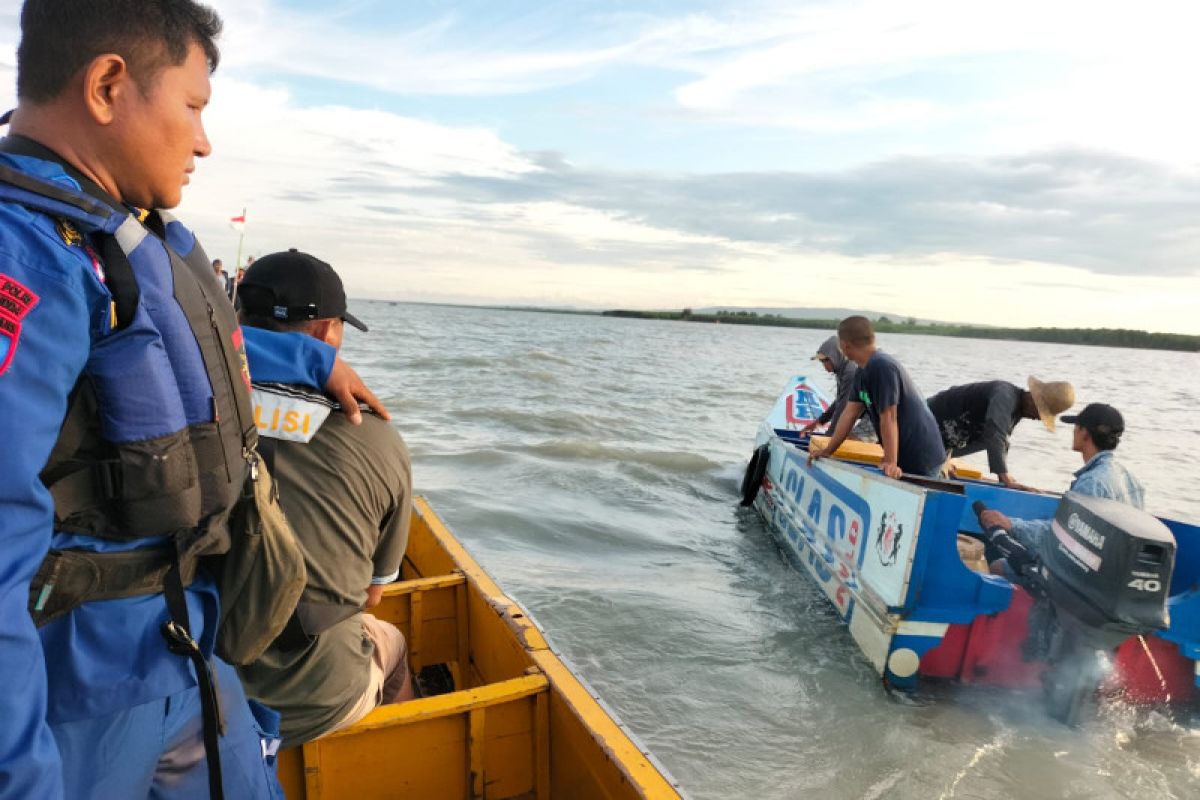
[278,497,685,799]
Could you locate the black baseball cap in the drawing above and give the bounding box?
[238,249,367,332]
[1060,403,1124,436]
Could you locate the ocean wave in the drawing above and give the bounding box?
[523,349,572,365]
[519,440,722,473]
[402,355,492,369]
[445,407,600,436]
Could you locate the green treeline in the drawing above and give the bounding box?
[600,309,1200,352]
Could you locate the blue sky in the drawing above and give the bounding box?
[1,0,1198,332]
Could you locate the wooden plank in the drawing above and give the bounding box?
[382,573,466,595]
[535,690,551,800]
[323,674,548,735]
[410,590,425,668]
[531,650,682,799]
[301,740,322,799]
[469,707,486,799]
[456,579,470,680]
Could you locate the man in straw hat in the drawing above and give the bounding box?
[927,377,1075,488]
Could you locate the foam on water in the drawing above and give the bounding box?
[345,301,1200,799]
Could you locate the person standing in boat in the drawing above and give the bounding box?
[798,335,877,443]
[0,2,387,796]
[808,316,945,479]
[927,377,1075,488]
[212,257,231,293]
[979,403,1145,572]
[235,250,417,748]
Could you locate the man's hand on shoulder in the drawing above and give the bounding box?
[326,357,389,425]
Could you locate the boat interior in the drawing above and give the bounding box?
[277,497,682,800]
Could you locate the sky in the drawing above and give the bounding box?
[2,0,1199,333]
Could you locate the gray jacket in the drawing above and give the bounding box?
[816,336,859,432]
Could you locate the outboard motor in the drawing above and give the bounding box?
[974,492,1176,725]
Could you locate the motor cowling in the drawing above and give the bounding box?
[1037,492,1175,645]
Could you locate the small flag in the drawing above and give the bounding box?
[230,213,246,233]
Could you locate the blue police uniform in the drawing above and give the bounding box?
[0,150,335,798]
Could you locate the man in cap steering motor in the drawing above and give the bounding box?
[980,403,1145,574]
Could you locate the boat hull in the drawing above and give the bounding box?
[749,377,1200,701]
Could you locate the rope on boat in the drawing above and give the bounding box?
[1136,634,1170,703]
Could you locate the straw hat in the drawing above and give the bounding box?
[1027,377,1075,432]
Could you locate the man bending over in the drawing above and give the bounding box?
[809,316,945,479]
[236,249,415,747]
[927,377,1075,488]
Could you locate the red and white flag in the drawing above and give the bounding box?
[229,213,246,233]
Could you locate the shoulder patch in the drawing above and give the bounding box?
[252,384,333,443]
[55,217,82,247]
[0,273,39,375]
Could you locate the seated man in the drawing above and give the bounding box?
[980,403,1144,572]
[799,335,877,442]
[236,249,415,747]
[810,316,945,479]
[927,377,1075,488]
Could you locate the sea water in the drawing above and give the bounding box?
[346,301,1200,800]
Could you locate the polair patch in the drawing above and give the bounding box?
[0,315,19,374]
[0,273,40,376]
[1,273,38,319]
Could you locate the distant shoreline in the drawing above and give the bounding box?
[359,300,1199,352]
[599,309,1200,352]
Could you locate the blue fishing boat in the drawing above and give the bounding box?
[742,376,1200,723]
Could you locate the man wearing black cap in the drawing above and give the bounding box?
[235,249,416,746]
[979,403,1145,566]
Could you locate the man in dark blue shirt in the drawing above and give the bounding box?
[809,316,946,478]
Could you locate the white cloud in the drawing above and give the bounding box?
[0,1,1195,335]
[210,0,641,96]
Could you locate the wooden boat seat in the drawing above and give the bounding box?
[280,673,554,799]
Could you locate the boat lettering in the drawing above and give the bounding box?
[828,505,846,541]
[250,388,331,444]
[785,383,826,424]
[807,491,822,527]
[1067,512,1105,549]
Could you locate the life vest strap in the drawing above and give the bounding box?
[28,546,195,627]
[46,459,122,511]
[161,551,225,800]
[0,160,121,233]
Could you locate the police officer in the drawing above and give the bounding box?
[0,1,385,797]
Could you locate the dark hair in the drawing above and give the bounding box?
[837,315,875,346]
[17,0,222,102]
[1088,428,1121,451]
